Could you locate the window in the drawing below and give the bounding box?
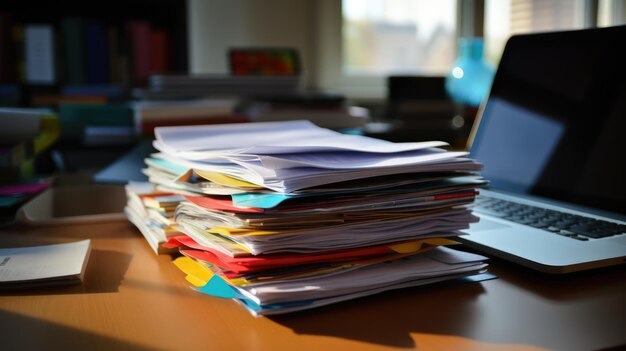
[484,0,586,65]
[598,0,626,27]
[342,0,457,76]
[314,0,625,99]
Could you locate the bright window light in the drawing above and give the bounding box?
[342,0,457,76]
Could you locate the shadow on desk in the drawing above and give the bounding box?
[271,258,626,350]
[0,310,153,351]
[0,249,131,296]
[271,278,487,348]
[482,255,626,302]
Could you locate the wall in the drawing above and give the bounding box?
[188,0,317,88]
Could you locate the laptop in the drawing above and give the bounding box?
[460,25,626,274]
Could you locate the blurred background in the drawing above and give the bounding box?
[1,0,625,222]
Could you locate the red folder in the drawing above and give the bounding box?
[166,235,400,273]
[184,195,264,213]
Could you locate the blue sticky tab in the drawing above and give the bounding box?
[147,157,188,175]
[196,275,242,299]
[231,193,294,208]
[237,298,314,314]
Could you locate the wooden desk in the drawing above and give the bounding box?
[1,221,625,351]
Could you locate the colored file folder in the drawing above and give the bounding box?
[124,120,489,315]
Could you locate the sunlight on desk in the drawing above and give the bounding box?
[1,221,625,351]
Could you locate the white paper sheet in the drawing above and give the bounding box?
[154,120,450,157]
[0,240,91,285]
[238,246,488,305]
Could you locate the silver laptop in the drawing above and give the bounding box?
[460,25,626,274]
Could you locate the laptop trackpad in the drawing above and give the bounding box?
[470,218,510,231]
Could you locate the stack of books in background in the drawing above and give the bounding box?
[125,120,490,316]
[135,75,370,132]
[243,92,369,131]
[134,74,303,101]
[0,11,183,93]
[0,108,58,223]
[132,98,248,136]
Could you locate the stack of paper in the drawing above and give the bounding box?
[127,120,489,315]
[0,240,91,289]
[124,182,185,254]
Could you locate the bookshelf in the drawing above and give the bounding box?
[0,0,189,186]
[0,0,188,106]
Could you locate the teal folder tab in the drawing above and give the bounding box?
[236,296,314,314]
[230,193,295,209]
[196,275,242,299]
[145,157,188,176]
[194,275,314,314]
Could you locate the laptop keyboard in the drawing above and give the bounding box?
[473,196,626,241]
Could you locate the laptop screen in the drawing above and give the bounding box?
[469,25,626,216]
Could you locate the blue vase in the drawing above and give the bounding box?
[445,38,494,107]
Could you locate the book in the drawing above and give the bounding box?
[246,104,369,130]
[60,17,86,84]
[24,24,56,84]
[57,103,132,139]
[0,12,17,83]
[85,20,109,84]
[0,109,59,169]
[0,84,19,106]
[139,74,302,99]
[29,94,107,107]
[0,112,59,182]
[0,239,91,289]
[0,108,47,145]
[127,21,151,86]
[132,99,244,134]
[150,28,170,74]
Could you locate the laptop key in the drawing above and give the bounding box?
[529,221,550,229]
[568,225,615,238]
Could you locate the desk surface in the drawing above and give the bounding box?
[1,220,625,351]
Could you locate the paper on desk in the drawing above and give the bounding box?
[175,222,251,257]
[154,120,336,153]
[174,202,350,230]
[174,173,475,209]
[179,196,477,231]
[174,207,477,255]
[244,148,466,170]
[238,272,493,316]
[185,190,476,216]
[152,151,482,193]
[189,246,488,315]
[170,235,459,273]
[143,166,249,196]
[238,246,488,305]
[145,157,188,177]
[0,240,91,287]
[193,170,263,189]
[154,120,449,156]
[229,176,486,209]
[182,195,264,213]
